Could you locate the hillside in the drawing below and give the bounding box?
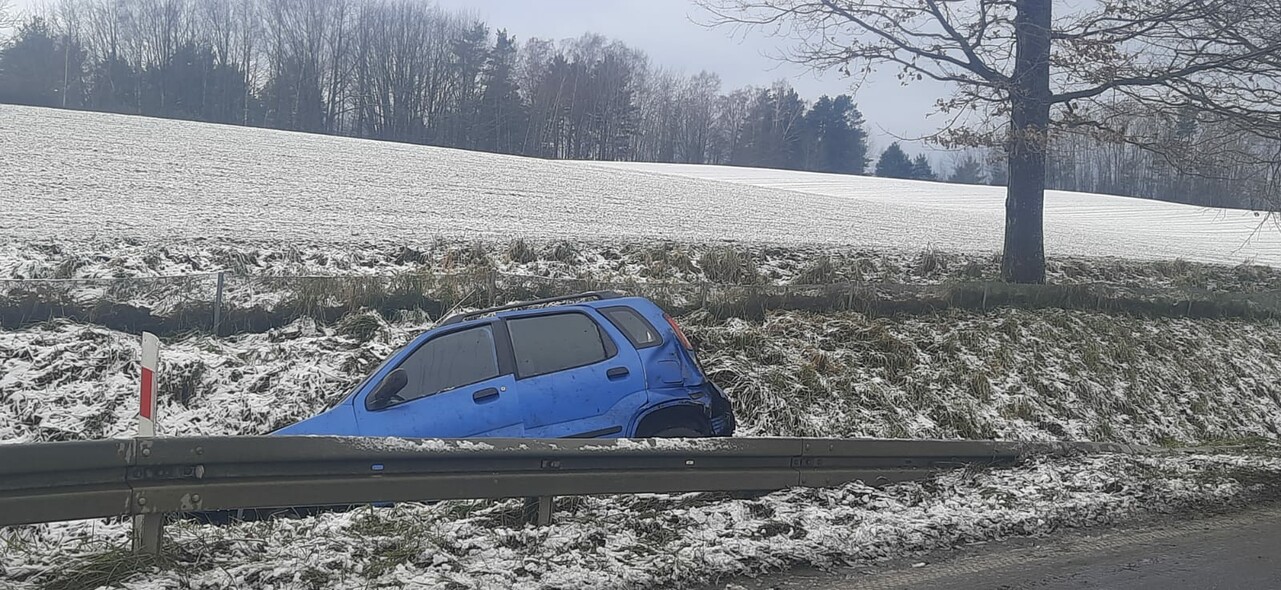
[2,104,1279,266]
[4,106,1281,590]
[4,104,1281,444]
[6,308,1281,446]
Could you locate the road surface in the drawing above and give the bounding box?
[719,503,1281,589]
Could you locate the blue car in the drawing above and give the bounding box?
[276,292,735,439]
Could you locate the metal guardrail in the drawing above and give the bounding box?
[0,436,1138,553]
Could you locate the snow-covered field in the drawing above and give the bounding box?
[3,451,1280,589]
[592,161,1281,267]
[3,104,1279,266]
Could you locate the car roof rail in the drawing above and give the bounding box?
[438,290,625,326]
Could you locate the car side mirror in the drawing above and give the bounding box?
[367,368,409,410]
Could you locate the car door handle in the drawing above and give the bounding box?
[606,367,629,380]
[472,387,500,402]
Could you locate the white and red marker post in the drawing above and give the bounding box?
[133,332,163,554]
[138,332,159,437]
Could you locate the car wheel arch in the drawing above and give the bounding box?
[631,403,710,438]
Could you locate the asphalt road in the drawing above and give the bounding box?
[719,503,1281,590]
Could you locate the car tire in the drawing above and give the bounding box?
[652,426,704,438]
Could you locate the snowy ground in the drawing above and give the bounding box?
[5,308,1280,445]
[593,161,1281,267]
[5,106,1281,588]
[3,104,1279,266]
[2,451,1279,590]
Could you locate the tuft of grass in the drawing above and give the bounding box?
[337,311,383,342]
[50,256,88,279]
[915,248,946,276]
[795,256,837,285]
[967,373,993,402]
[1153,258,1211,288]
[1000,399,1038,422]
[163,360,208,408]
[622,243,697,280]
[506,239,538,264]
[547,240,581,264]
[699,246,760,285]
[442,242,491,269]
[38,546,159,590]
[362,539,425,579]
[299,567,334,590]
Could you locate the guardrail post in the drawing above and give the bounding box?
[132,513,164,555]
[523,496,553,526]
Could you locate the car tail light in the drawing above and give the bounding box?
[664,313,694,351]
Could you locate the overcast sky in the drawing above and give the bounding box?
[7,0,949,155]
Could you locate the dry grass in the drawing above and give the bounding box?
[698,246,762,285]
[5,240,1281,339]
[36,546,160,590]
[690,308,1281,444]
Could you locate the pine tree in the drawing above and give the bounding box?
[803,94,869,174]
[477,30,525,154]
[0,18,86,108]
[910,154,936,181]
[87,55,140,114]
[948,154,986,184]
[875,143,915,179]
[449,23,491,148]
[987,149,1009,187]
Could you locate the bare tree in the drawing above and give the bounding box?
[632,67,679,161]
[700,0,1281,283]
[676,72,722,163]
[4,0,874,188]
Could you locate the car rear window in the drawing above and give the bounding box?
[395,326,500,403]
[507,313,611,378]
[601,306,662,348]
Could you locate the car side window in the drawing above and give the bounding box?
[507,313,612,378]
[394,325,500,403]
[601,306,662,348]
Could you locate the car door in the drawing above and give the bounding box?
[504,310,648,438]
[355,322,524,438]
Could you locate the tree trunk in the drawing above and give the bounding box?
[1002,0,1052,284]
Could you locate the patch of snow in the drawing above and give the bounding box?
[2,105,1277,267]
[346,437,497,453]
[581,437,731,451]
[4,309,1281,446]
[593,161,1281,267]
[3,452,1279,589]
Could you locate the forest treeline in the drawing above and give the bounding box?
[0,0,1273,209]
